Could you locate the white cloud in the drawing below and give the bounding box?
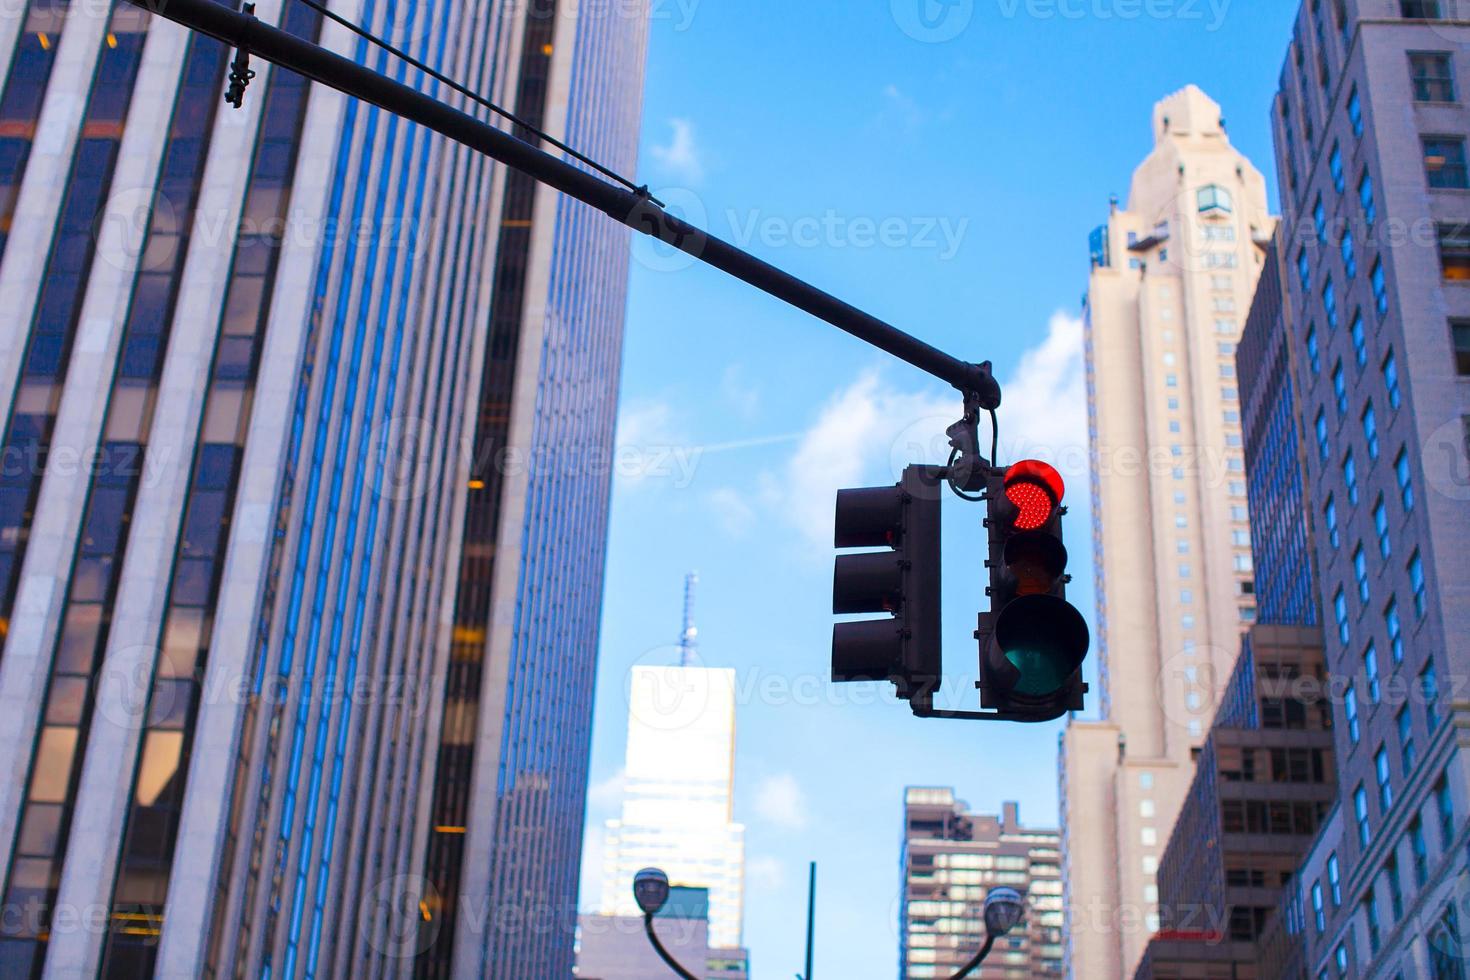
[616,398,679,451]
[992,310,1088,498]
[875,83,927,134]
[761,371,953,550]
[752,772,809,830]
[708,487,757,537]
[747,855,786,891]
[586,768,625,811]
[720,363,760,419]
[650,118,704,185]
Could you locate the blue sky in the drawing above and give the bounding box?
[579,1,1299,975]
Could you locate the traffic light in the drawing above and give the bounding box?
[978,459,1089,718]
[831,465,941,709]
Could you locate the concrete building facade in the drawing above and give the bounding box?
[1061,85,1277,978]
[899,789,1064,979]
[1262,1,1470,977]
[1132,625,1335,980]
[0,0,648,976]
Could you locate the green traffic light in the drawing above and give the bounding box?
[1004,648,1071,697]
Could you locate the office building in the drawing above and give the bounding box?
[1259,1,1470,976]
[599,595,747,953]
[899,789,1063,979]
[1060,85,1277,977]
[1132,625,1335,980]
[576,886,749,980]
[0,0,648,976]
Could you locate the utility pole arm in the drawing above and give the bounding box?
[126,0,1001,406]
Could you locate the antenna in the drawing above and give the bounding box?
[679,572,698,667]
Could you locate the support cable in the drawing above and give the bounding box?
[291,0,661,202]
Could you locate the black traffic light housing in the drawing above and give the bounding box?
[978,459,1089,720]
[831,465,942,710]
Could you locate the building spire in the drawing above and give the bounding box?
[678,572,698,666]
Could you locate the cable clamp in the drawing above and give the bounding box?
[225,2,258,109]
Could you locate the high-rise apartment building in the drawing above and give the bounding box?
[1260,1,1470,976]
[0,0,648,977]
[599,654,746,951]
[899,789,1063,979]
[1132,625,1335,980]
[1060,85,1277,977]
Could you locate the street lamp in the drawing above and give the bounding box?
[633,868,699,980]
[950,887,1026,980]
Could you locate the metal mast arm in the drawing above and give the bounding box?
[126,0,1001,407]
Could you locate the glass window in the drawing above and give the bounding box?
[1396,450,1415,513]
[1398,707,1417,771]
[1298,248,1312,293]
[1365,889,1381,954]
[1371,257,1387,315]
[1333,362,1348,415]
[1423,660,1441,729]
[1312,880,1326,932]
[1401,0,1441,16]
[1428,903,1465,980]
[1436,778,1455,848]
[1330,142,1345,193]
[1359,171,1377,228]
[1424,137,1470,189]
[1409,551,1426,618]
[1376,746,1393,810]
[1198,184,1234,214]
[1363,403,1379,459]
[1410,819,1429,886]
[1335,587,1350,646]
[1355,546,1372,606]
[1439,224,1470,279]
[1317,409,1330,461]
[1351,311,1367,366]
[1387,599,1403,663]
[1345,451,1358,505]
[1348,86,1363,136]
[1346,682,1360,743]
[1410,52,1457,102]
[1325,496,1340,549]
[1454,320,1470,376]
[1324,278,1339,329]
[1386,855,1404,921]
[1383,349,1401,408]
[1365,641,1380,702]
[1354,783,1371,847]
[1374,497,1391,560]
[1314,196,1327,242]
[1341,227,1357,279]
[1307,325,1321,374]
[1328,853,1342,906]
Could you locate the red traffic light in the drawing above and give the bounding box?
[1003,459,1065,531]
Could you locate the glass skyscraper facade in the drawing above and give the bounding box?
[0,0,648,977]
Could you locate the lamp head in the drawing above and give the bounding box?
[633,868,671,915]
[983,887,1025,937]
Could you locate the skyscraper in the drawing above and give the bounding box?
[0,0,648,976]
[598,578,747,952]
[899,790,1063,978]
[1060,86,1276,977]
[1260,2,1470,975]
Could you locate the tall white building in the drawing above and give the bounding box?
[599,586,746,950]
[1059,86,1275,978]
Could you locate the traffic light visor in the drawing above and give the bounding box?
[1003,460,1064,531]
